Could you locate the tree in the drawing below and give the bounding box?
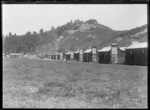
[51,26,55,31]
[39,28,44,35]
[58,47,65,53]
[33,31,38,35]
[9,32,12,37]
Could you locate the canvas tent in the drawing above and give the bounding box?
[59,53,63,60]
[117,47,126,64]
[51,53,56,60]
[65,52,71,61]
[83,48,92,62]
[98,47,111,64]
[125,42,147,66]
[57,53,60,60]
[74,50,79,61]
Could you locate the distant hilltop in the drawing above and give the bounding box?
[3,19,147,55]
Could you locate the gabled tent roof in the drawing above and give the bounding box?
[119,47,127,51]
[83,48,92,53]
[74,50,79,53]
[55,52,58,55]
[65,52,71,54]
[126,42,147,49]
[51,53,55,55]
[98,47,111,52]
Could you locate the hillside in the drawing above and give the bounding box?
[97,24,147,49]
[56,19,118,52]
[47,19,147,52]
[3,19,147,54]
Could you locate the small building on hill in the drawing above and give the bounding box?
[125,42,147,66]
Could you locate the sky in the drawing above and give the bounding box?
[2,4,147,36]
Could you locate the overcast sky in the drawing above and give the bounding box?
[2,4,147,36]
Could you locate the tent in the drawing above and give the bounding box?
[57,53,60,60]
[117,47,126,64]
[74,50,79,61]
[51,53,55,60]
[125,42,147,66]
[83,48,92,62]
[65,52,71,61]
[98,47,111,64]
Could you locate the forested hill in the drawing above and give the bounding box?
[3,19,147,54]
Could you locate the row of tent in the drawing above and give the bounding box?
[40,41,148,66]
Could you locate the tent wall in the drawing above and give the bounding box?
[66,54,70,61]
[98,51,111,64]
[117,48,125,64]
[74,53,79,61]
[125,48,147,66]
[53,55,56,60]
[83,52,92,62]
[57,54,60,60]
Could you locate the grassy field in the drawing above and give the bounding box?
[3,58,147,108]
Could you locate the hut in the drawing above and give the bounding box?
[98,47,111,64]
[125,42,147,66]
[83,48,92,62]
[74,50,79,61]
[65,52,71,61]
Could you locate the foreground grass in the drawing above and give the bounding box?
[3,58,147,108]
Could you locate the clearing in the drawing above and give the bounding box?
[3,58,147,108]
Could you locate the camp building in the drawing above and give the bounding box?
[125,42,147,66]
